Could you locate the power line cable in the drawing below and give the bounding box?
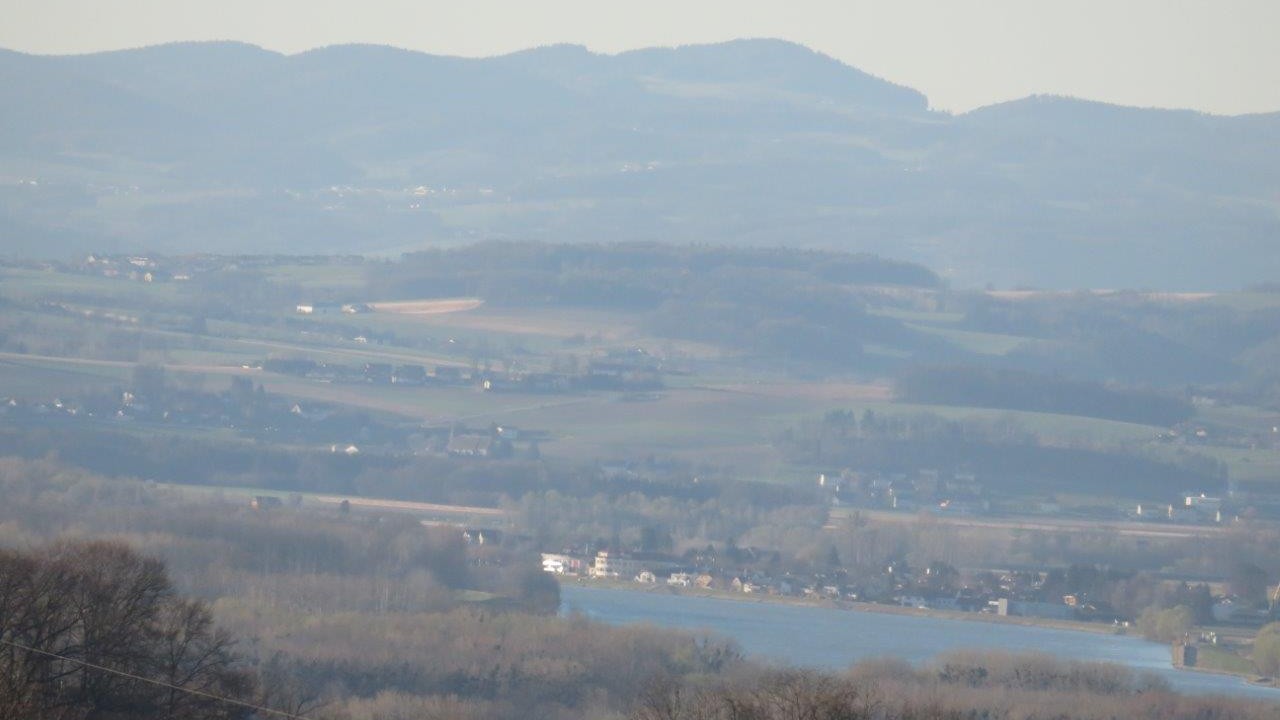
[0,636,315,720]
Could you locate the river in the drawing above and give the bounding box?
[560,584,1280,701]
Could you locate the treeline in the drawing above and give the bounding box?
[226,608,741,719]
[0,541,255,719]
[780,410,1225,499]
[0,423,380,494]
[0,422,812,511]
[7,457,1280,719]
[640,266,919,368]
[634,652,1278,720]
[896,365,1195,426]
[0,456,552,616]
[0,465,748,720]
[378,243,942,306]
[507,490,829,559]
[0,540,738,720]
[371,242,949,369]
[8,503,1278,720]
[9,451,1273,616]
[960,292,1280,400]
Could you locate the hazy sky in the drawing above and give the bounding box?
[3,0,1278,115]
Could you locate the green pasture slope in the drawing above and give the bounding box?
[3,262,1278,495]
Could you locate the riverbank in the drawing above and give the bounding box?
[560,584,1280,700]
[1175,660,1276,690]
[564,578,1280,689]
[567,577,1123,636]
[1187,644,1279,688]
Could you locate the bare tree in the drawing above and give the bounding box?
[0,541,255,720]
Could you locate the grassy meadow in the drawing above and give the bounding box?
[3,261,1278,494]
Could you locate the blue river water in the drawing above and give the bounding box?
[561,584,1280,701]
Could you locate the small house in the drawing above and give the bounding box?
[250,496,283,510]
[447,434,492,457]
[1172,642,1198,668]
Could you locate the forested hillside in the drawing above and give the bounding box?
[3,40,1278,288]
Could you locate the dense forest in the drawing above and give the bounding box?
[633,653,1279,720]
[377,243,943,303]
[895,365,1196,426]
[369,243,950,371]
[0,541,254,719]
[959,291,1280,398]
[0,421,810,511]
[362,243,1280,395]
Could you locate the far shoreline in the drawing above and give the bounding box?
[563,577,1124,636]
[560,578,1278,690]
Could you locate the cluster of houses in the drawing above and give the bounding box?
[409,423,545,460]
[820,467,1257,527]
[80,254,192,283]
[294,301,370,315]
[74,253,363,286]
[258,346,666,395]
[1124,485,1280,526]
[0,378,405,450]
[0,390,233,426]
[1131,493,1227,524]
[0,396,88,419]
[2,377,561,462]
[539,548,1125,621]
[539,548,1280,628]
[78,253,331,284]
[478,348,666,394]
[1161,417,1280,452]
[258,357,471,387]
[821,468,989,515]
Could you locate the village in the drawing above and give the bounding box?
[260,344,666,395]
[539,544,1277,636]
[0,372,1249,526]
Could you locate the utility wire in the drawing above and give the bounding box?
[0,636,314,720]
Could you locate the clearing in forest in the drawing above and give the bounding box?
[370,298,485,315]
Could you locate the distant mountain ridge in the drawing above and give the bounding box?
[1,39,1277,289]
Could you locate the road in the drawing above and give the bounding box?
[0,350,254,377]
[159,482,509,522]
[827,507,1234,539]
[310,494,506,518]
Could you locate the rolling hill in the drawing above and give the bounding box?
[1,39,1278,289]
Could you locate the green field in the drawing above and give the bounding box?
[1197,403,1280,435]
[1202,292,1280,312]
[0,266,184,303]
[905,323,1030,355]
[871,305,1033,356]
[264,263,370,292]
[870,307,965,324]
[1197,446,1280,484]
[1195,644,1257,675]
[0,356,131,396]
[4,261,1278,491]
